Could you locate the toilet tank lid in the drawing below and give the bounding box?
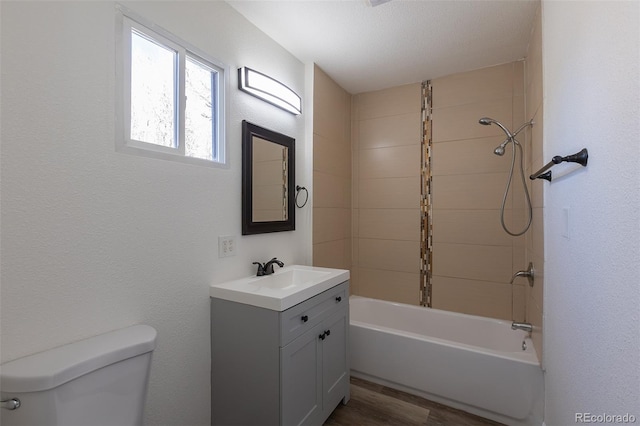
[0,325,157,393]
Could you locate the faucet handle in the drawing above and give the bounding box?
[510,262,535,287]
[252,262,266,276]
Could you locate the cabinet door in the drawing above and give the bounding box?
[281,324,322,426]
[321,307,349,413]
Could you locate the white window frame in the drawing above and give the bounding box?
[115,4,228,167]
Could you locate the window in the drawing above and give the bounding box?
[116,6,226,166]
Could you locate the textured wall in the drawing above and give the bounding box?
[431,63,527,320]
[542,1,640,423]
[0,2,309,425]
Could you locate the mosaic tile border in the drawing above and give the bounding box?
[420,81,433,307]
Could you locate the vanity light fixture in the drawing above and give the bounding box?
[238,67,302,115]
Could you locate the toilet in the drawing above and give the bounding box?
[0,324,157,426]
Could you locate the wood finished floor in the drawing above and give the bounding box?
[325,377,505,426]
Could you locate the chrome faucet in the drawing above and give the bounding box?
[253,258,284,276]
[510,262,535,287]
[511,322,533,333]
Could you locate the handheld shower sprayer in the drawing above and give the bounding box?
[477,117,534,236]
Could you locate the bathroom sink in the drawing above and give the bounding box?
[209,265,349,311]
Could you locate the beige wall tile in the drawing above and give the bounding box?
[530,106,544,169]
[355,83,421,121]
[433,242,513,283]
[359,145,421,179]
[513,284,526,322]
[527,295,543,361]
[432,97,513,143]
[359,238,419,273]
[432,209,511,246]
[432,173,510,210]
[431,276,511,320]
[357,268,420,305]
[525,20,544,349]
[513,95,525,132]
[313,208,350,244]
[352,208,359,237]
[313,133,351,178]
[313,171,350,208]
[359,112,421,150]
[431,136,511,176]
[350,267,360,295]
[359,177,420,209]
[313,65,350,141]
[525,6,542,92]
[432,62,514,109]
[359,209,420,241]
[514,60,525,97]
[313,240,348,269]
[526,77,542,128]
[512,244,526,274]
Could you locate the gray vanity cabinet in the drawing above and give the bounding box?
[211,281,350,426]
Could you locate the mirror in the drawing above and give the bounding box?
[242,121,295,235]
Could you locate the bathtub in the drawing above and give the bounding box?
[349,296,544,426]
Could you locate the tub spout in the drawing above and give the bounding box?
[511,322,533,333]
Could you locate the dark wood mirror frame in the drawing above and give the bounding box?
[242,120,295,235]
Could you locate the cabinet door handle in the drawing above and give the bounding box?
[325,329,331,337]
[335,296,342,302]
[319,332,326,340]
[301,315,308,323]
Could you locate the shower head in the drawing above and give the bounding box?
[478,117,513,139]
[493,139,509,156]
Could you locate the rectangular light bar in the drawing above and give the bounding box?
[238,67,302,115]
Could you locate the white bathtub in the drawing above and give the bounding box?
[349,296,544,426]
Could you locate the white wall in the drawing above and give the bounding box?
[0,2,311,425]
[542,1,640,424]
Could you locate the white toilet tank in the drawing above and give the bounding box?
[0,324,157,426]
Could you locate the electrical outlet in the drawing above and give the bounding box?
[218,236,237,258]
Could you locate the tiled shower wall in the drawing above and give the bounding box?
[351,84,423,304]
[525,5,544,360]
[313,55,541,326]
[312,66,352,273]
[430,62,527,320]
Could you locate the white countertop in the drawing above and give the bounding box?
[209,265,350,311]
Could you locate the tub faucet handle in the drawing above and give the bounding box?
[510,262,535,287]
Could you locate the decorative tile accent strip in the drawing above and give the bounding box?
[420,82,433,307]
